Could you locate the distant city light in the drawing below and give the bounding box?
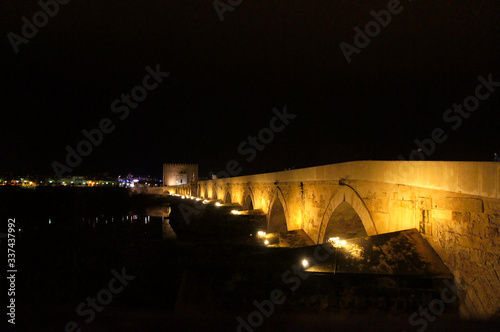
[230,210,240,215]
[302,259,309,268]
[215,202,221,207]
[264,240,269,245]
[257,231,266,237]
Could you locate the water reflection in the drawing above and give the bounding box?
[145,206,171,217]
[43,213,172,240]
[32,191,174,241]
[162,217,177,240]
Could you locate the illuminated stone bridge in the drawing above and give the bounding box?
[165,161,500,319]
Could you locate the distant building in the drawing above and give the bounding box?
[163,163,198,186]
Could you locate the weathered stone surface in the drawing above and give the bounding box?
[432,209,452,220]
[434,197,484,213]
[485,200,500,214]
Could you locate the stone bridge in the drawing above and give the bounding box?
[165,161,500,319]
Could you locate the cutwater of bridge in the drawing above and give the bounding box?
[166,161,500,319]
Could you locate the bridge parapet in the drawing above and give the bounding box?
[198,161,500,199]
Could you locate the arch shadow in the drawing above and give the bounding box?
[242,187,255,210]
[212,184,218,200]
[224,190,231,203]
[267,187,288,233]
[317,185,377,244]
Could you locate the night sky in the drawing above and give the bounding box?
[1,0,500,178]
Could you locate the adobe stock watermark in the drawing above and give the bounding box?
[51,64,169,179]
[65,267,135,332]
[403,279,465,332]
[236,243,335,331]
[209,105,297,180]
[384,73,498,182]
[213,0,243,22]
[339,0,404,64]
[7,0,71,54]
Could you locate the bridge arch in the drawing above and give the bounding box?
[317,185,377,243]
[212,184,218,200]
[224,190,231,203]
[267,187,288,233]
[242,187,255,210]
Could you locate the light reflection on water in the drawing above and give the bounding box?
[41,209,174,240]
[162,217,177,240]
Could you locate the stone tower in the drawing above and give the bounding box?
[163,163,198,186]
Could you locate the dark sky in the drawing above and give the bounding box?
[1,0,500,178]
